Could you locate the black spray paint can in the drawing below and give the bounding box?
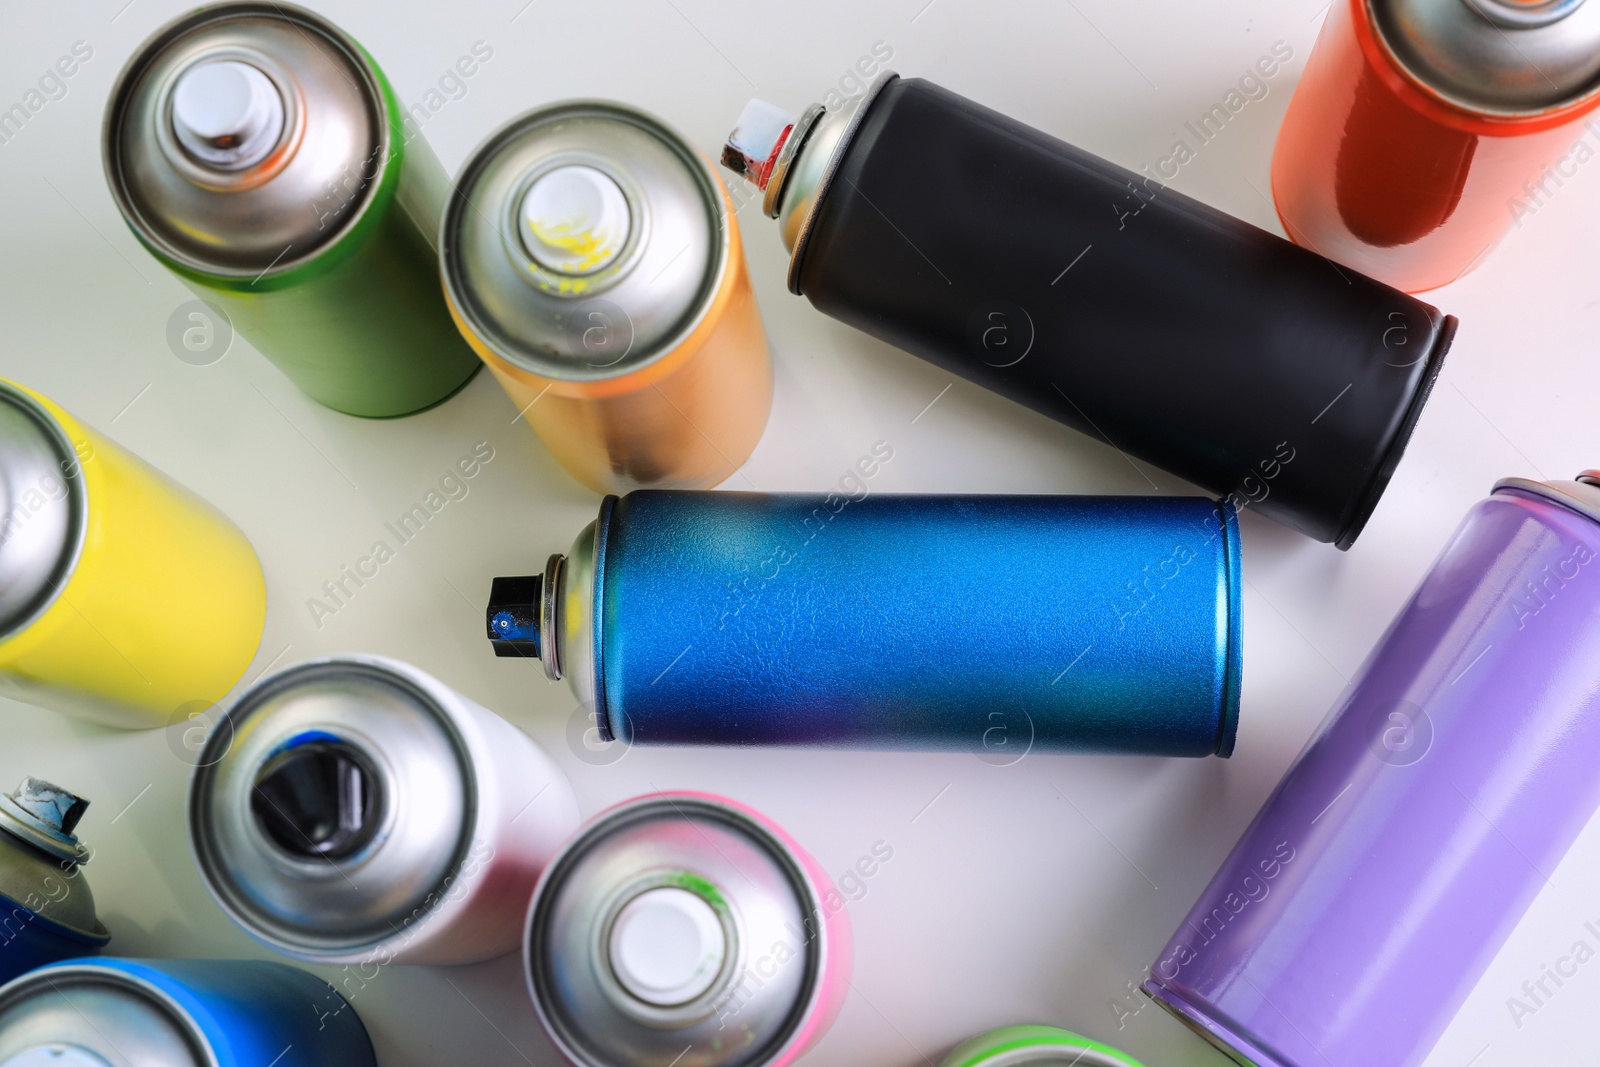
[721,74,1458,548]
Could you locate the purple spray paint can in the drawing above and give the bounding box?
[1143,471,1600,1067]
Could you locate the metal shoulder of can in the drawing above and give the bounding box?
[1367,0,1600,121]
[187,653,577,965]
[488,491,1242,756]
[524,791,849,1067]
[937,1025,1146,1067]
[0,958,376,1066]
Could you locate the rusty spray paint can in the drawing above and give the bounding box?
[442,102,772,494]
[1273,0,1600,291]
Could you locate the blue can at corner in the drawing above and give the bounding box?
[0,957,375,1066]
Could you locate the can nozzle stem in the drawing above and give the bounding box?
[0,778,91,863]
[488,574,543,660]
[720,99,798,191]
[171,59,285,170]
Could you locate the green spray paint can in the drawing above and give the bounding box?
[102,2,480,418]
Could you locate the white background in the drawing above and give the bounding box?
[2,1,1598,1064]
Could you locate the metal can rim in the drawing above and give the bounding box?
[101,0,397,281]
[1493,473,1600,526]
[187,656,481,959]
[0,962,219,1067]
[1361,0,1600,127]
[936,1024,1146,1067]
[441,99,732,384]
[0,382,88,646]
[524,791,828,1067]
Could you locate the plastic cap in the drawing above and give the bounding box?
[720,99,796,189]
[519,165,631,276]
[171,59,284,169]
[9,778,87,835]
[608,887,726,1006]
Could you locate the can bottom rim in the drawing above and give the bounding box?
[1333,313,1457,551]
[1213,499,1244,758]
[1141,980,1288,1067]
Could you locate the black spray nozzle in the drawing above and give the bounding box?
[487,574,542,659]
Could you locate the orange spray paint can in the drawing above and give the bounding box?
[441,102,772,494]
[1273,0,1600,292]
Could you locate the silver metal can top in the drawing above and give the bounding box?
[103,2,387,277]
[189,658,473,958]
[0,384,83,642]
[442,102,728,381]
[1496,468,1600,523]
[0,966,204,1067]
[1371,0,1600,112]
[528,794,827,1067]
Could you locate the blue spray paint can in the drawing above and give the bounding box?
[487,489,1242,756]
[0,957,374,1065]
[0,779,110,986]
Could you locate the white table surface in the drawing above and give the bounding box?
[3,1,1598,1064]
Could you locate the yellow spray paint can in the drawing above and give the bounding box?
[0,379,265,728]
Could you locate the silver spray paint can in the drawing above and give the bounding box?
[525,791,852,1067]
[189,654,578,965]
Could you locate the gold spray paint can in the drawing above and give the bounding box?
[441,102,772,494]
[0,379,265,728]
